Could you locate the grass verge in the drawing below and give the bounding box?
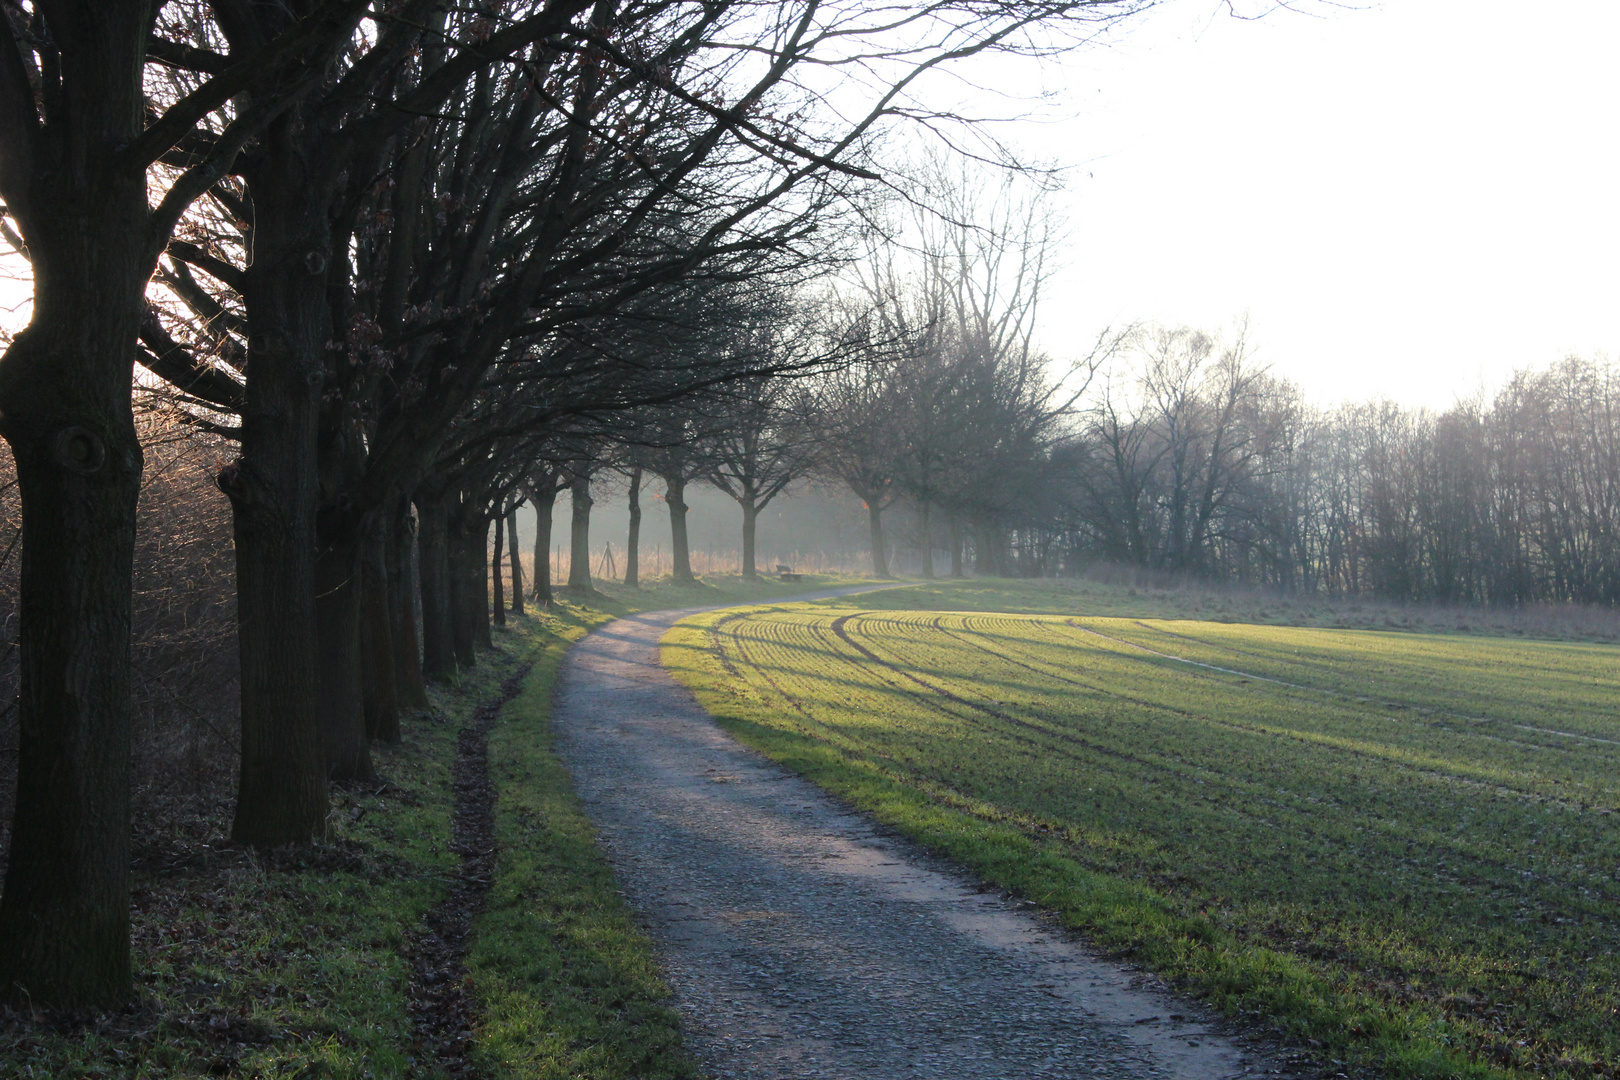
[467,602,698,1080]
[468,572,869,1079]
[2,663,470,1078]
[664,580,1620,1080]
[0,571,863,1079]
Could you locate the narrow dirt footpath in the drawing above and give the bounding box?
[407,661,532,1078]
[554,593,1300,1080]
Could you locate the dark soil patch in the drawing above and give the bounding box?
[405,662,532,1078]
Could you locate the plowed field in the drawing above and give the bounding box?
[665,593,1620,1080]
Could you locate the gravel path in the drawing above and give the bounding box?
[553,592,1302,1080]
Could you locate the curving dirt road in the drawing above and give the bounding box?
[553,592,1304,1079]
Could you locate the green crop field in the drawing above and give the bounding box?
[665,583,1620,1080]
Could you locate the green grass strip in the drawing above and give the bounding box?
[2,640,494,1078]
[0,572,864,1079]
[468,573,870,1080]
[469,603,698,1080]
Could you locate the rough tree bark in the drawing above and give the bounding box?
[865,499,890,578]
[740,498,759,579]
[415,493,456,679]
[491,508,506,626]
[473,514,493,648]
[360,513,401,743]
[918,501,936,579]
[224,134,333,845]
[624,466,641,588]
[0,5,153,1005]
[447,504,478,668]
[313,409,375,782]
[567,470,593,590]
[313,522,376,783]
[387,494,430,708]
[507,507,524,614]
[665,473,695,584]
[530,485,556,604]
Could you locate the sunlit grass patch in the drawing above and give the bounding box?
[665,582,1620,1080]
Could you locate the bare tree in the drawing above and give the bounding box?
[810,360,905,577]
[0,0,375,1005]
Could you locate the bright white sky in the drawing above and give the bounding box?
[3,2,1613,412]
[994,0,1620,408]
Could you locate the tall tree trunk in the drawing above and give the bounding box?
[506,508,524,615]
[448,508,478,668]
[225,160,332,847]
[741,497,759,579]
[0,191,146,1009]
[624,467,642,588]
[666,474,695,584]
[975,523,995,576]
[949,514,964,578]
[313,522,375,783]
[415,494,456,679]
[314,405,374,784]
[474,514,493,648]
[491,510,506,627]
[568,472,593,590]
[530,487,556,604]
[919,501,936,579]
[360,513,401,744]
[990,526,1010,577]
[865,499,890,577]
[387,494,429,708]
[0,1,163,1009]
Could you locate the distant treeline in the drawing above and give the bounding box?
[791,223,1620,609]
[1027,348,1620,605]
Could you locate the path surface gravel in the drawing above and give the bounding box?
[553,592,1306,1080]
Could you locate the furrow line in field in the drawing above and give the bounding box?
[1077,621,1620,752]
[705,610,751,679]
[824,617,1597,915]
[808,610,1613,891]
[845,614,1419,786]
[1064,622,1620,826]
[1130,621,1382,679]
[730,611,971,774]
[719,613,1069,828]
[792,611,1615,916]
[827,612,1169,773]
[944,614,1170,694]
[941,620,1617,898]
[835,613,1475,811]
[723,615,825,728]
[1128,620,1620,738]
[818,613,1515,873]
[920,614,1611,837]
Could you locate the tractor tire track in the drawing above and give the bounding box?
[1074,620,1620,752]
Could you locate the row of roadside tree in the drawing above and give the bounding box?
[0,0,1149,1008]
